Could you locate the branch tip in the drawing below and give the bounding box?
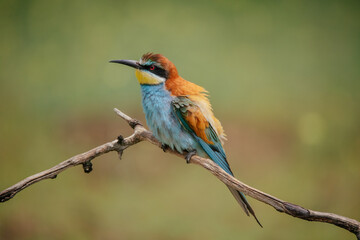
[0,108,358,239]
[117,150,123,160]
[114,108,143,129]
[0,192,13,202]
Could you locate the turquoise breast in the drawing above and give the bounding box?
[140,83,201,154]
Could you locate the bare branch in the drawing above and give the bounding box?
[1,108,359,239]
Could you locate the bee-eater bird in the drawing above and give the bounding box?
[110,53,261,226]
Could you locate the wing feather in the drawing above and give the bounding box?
[171,96,262,227]
[171,96,231,174]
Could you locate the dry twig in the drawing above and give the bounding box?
[0,108,359,239]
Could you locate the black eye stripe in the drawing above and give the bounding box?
[141,64,168,79]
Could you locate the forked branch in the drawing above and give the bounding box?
[0,108,359,239]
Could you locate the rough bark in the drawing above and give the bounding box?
[0,108,359,239]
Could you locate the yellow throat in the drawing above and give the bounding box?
[135,69,165,85]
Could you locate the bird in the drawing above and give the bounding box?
[110,53,261,226]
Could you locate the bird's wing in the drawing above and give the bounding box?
[171,96,230,174]
[171,96,262,227]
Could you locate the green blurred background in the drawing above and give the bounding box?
[1,0,359,239]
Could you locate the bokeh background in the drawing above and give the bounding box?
[0,0,359,239]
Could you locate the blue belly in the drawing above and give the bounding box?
[140,84,202,154]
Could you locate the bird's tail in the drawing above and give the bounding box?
[228,186,263,227]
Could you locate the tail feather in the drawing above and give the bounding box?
[228,186,249,216]
[171,94,262,227]
[228,186,263,227]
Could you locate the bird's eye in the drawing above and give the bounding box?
[149,65,155,71]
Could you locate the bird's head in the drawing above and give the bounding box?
[110,53,178,85]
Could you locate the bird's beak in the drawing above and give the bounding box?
[109,59,140,69]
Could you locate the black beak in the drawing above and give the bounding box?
[109,59,140,69]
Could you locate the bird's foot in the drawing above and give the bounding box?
[185,150,197,164]
[161,144,169,152]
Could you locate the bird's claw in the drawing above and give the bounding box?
[185,150,197,164]
[161,144,169,152]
